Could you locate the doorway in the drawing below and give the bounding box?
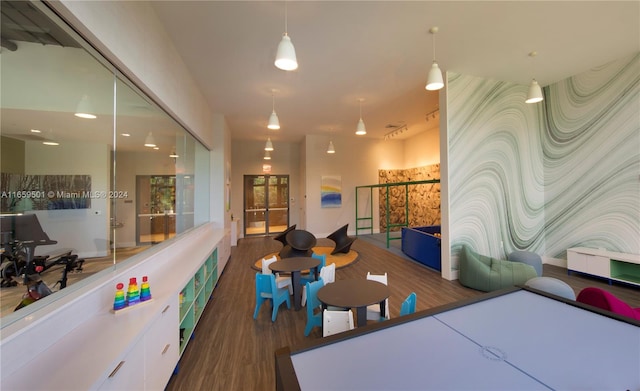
[136,175,176,245]
[243,175,289,236]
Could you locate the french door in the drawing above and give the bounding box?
[243,175,289,236]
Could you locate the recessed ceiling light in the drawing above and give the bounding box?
[30,129,41,133]
[42,141,59,146]
[121,133,131,137]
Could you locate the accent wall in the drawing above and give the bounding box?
[448,52,640,270]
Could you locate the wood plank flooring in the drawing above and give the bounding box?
[165,236,639,391]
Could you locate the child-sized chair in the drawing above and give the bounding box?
[400,292,417,316]
[304,280,325,336]
[253,272,291,322]
[323,309,355,337]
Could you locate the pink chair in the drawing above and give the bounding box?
[576,287,640,320]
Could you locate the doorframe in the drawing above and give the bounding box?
[243,174,290,237]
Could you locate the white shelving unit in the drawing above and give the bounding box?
[0,223,228,391]
[567,247,640,287]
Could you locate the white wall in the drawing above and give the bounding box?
[25,140,109,258]
[304,135,404,237]
[229,131,438,239]
[210,113,231,230]
[230,140,301,236]
[403,123,440,168]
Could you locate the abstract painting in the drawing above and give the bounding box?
[321,175,342,208]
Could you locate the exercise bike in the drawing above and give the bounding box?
[0,214,84,310]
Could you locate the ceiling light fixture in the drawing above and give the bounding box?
[425,27,444,91]
[274,1,298,71]
[42,141,59,146]
[268,90,280,130]
[264,150,272,160]
[526,51,543,104]
[327,140,335,154]
[144,132,156,147]
[356,98,366,136]
[74,95,97,119]
[265,137,274,151]
[384,124,408,140]
[425,108,440,122]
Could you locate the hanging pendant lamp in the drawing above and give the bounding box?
[526,79,543,103]
[144,132,156,147]
[268,91,280,129]
[425,27,444,91]
[327,140,335,154]
[275,2,298,71]
[265,137,274,151]
[74,95,97,119]
[355,98,366,136]
[525,51,544,103]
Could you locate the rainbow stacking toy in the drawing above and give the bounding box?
[140,276,152,302]
[113,282,126,311]
[126,277,140,306]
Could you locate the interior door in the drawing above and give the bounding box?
[136,175,176,245]
[244,175,289,236]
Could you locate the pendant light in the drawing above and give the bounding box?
[327,140,335,154]
[144,132,156,147]
[268,90,280,130]
[425,27,444,91]
[265,137,274,151]
[274,1,298,71]
[42,130,59,146]
[355,98,366,136]
[525,51,543,104]
[74,95,97,119]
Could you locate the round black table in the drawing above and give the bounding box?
[269,257,321,311]
[317,279,390,327]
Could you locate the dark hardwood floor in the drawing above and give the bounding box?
[165,236,639,391]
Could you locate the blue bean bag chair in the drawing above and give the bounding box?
[459,245,538,292]
[508,250,543,276]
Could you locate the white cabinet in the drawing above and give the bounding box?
[567,251,610,278]
[98,297,179,391]
[567,247,640,287]
[231,218,240,246]
[0,224,226,391]
[99,341,145,391]
[144,296,179,390]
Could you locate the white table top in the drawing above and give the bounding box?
[289,290,640,391]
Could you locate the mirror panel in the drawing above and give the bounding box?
[0,1,210,322]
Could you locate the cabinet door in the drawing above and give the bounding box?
[145,295,180,390]
[586,255,610,278]
[99,342,145,391]
[567,251,587,272]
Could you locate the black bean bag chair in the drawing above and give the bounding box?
[279,229,317,258]
[273,224,296,247]
[327,224,356,255]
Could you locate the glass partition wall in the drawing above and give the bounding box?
[0,1,210,321]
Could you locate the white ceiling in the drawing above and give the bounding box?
[152,1,639,143]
